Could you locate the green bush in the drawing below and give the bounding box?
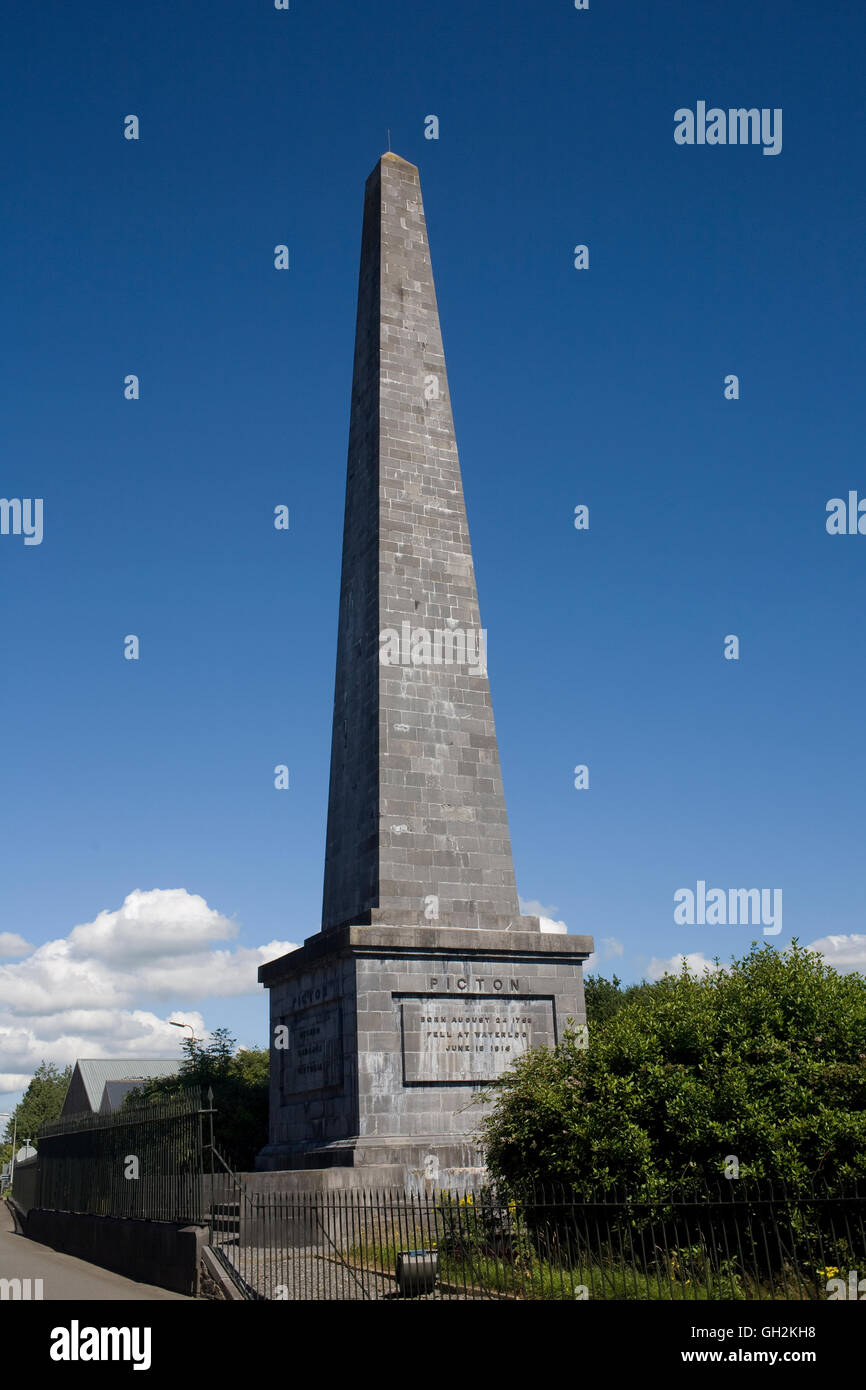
[480,942,866,1196]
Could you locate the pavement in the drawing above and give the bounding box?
[0,1201,192,1300]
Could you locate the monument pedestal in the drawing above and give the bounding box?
[256,923,593,1189]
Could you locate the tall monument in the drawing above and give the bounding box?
[257,154,593,1183]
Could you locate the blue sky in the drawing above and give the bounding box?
[2,0,864,1114]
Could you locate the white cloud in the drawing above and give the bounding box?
[0,890,298,1102]
[0,892,296,1016]
[540,918,568,934]
[519,896,568,934]
[582,937,625,975]
[648,952,721,981]
[519,897,557,917]
[0,934,32,959]
[804,934,866,973]
[133,942,298,998]
[0,948,129,1015]
[0,1074,32,1093]
[649,938,866,981]
[68,888,236,962]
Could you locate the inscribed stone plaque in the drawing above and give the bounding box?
[401,997,555,1083]
[280,1002,343,1095]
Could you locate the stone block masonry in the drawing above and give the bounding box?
[257,925,592,1177]
[257,154,593,1181]
[321,153,525,934]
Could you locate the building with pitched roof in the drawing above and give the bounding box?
[60,1059,181,1118]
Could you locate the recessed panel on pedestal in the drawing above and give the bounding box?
[279,1002,343,1097]
[401,996,556,1083]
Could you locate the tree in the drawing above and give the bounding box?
[171,1026,238,1084]
[584,973,658,1027]
[584,972,624,1027]
[480,942,866,1195]
[127,1030,269,1170]
[2,1061,71,1148]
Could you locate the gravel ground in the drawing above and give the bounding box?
[212,1240,485,1300]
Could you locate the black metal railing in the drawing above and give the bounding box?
[208,1178,866,1302]
[34,1088,205,1223]
[203,1142,267,1300]
[27,1090,866,1303]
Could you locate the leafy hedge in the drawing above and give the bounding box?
[479,943,866,1196]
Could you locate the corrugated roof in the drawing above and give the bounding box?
[99,1079,158,1113]
[71,1058,181,1112]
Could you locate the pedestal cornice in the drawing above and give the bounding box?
[258,923,595,985]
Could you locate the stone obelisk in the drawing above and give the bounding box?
[257,154,593,1184]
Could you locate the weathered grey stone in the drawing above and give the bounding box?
[257,154,594,1182]
[320,151,527,935]
[257,927,591,1174]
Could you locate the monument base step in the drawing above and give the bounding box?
[254,1136,487,1194]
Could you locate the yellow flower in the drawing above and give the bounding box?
[822,1266,840,1279]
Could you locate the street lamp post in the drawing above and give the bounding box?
[169,1021,197,1039]
[169,1020,198,1058]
